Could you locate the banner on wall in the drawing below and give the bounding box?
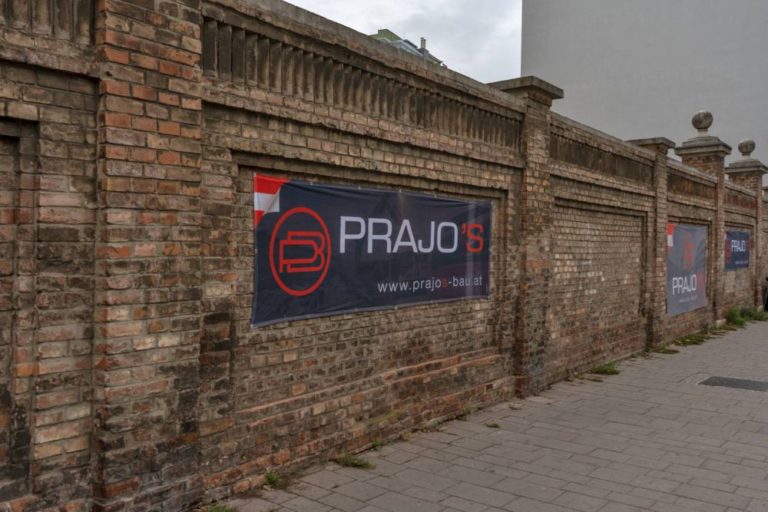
[666,223,708,316]
[724,230,750,271]
[251,175,492,326]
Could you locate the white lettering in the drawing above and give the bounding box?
[672,274,698,295]
[393,219,418,253]
[367,218,392,254]
[437,222,458,253]
[339,216,365,254]
[417,221,435,253]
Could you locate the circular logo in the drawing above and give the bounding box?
[269,207,331,297]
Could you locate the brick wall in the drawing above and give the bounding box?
[0,0,764,509]
[549,204,645,380]
[0,64,97,511]
[663,163,718,341]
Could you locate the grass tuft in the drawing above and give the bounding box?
[726,307,746,327]
[590,362,619,375]
[743,308,768,322]
[264,470,288,490]
[208,505,238,512]
[456,405,471,421]
[675,333,711,346]
[335,454,374,469]
[653,346,680,354]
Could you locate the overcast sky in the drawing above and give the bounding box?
[288,0,522,84]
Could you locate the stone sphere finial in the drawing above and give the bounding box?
[738,139,755,158]
[692,111,713,134]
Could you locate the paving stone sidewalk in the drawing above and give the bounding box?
[229,322,768,512]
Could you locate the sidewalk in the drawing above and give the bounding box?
[230,322,768,512]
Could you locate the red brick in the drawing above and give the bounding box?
[158,121,180,135]
[100,80,131,97]
[103,47,131,65]
[131,84,157,101]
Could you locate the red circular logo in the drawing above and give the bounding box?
[268,207,331,297]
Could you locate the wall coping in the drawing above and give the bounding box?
[206,0,528,115]
[666,160,718,185]
[551,112,656,163]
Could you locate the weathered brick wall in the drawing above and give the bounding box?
[763,198,768,301]
[545,116,655,381]
[722,184,760,312]
[0,64,97,511]
[91,0,203,504]
[0,0,765,509]
[195,5,524,488]
[663,163,718,341]
[549,204,645,379]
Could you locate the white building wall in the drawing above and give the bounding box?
[522,0,768,178]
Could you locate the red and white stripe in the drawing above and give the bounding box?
[254,174,288,227]
[667,223,675,247]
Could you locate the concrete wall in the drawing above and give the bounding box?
[521,0,768,182]
[0,0,765,510]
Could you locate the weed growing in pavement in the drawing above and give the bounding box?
[335,454,374,469]
[653,346,680,354]
[264,470,289,489]
[675,333,711,346]
[208,504,238,512]
[726,307,746,327]
[742,308,768,322]
[590,362,619,375]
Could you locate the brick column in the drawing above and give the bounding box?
[675,111,731,322]
[489,76,563,395]
[627,137,675,347]
[726,140,767,308]
[93,0,203,509]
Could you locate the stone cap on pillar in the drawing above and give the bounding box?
[675,111,732,158]
[726,140,768,176]
[627,137,676,156]
[488,76,564,107]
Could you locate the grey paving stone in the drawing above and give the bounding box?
[302,470,356,490]
[229,323,768,512]
[674,484,751,510]
[492,477,563,502]
[394,467,457,491]
[317,493,367,512]
[332,481,388,502]
[447,482,516,508]
[551,490,607,512]
[227,498,280,512]
[440,495,488,512]
[365,476,410,493]
[367,491,443,512]
[281,496,332,512]
[505,496,576,512]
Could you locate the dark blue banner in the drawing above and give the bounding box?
[252,175,491,326]
[666,223,708,316]
[725,230,750,270]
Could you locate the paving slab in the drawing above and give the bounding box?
[226,322,768,512]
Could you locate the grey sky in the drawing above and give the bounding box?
[287,0,522,83]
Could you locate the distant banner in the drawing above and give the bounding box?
[252,175,491,326]
[724,230,750,270]
[666,223,708,316]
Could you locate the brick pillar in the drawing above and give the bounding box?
[627,137,675,347]
[675,111,731,322]
[93,0,203,509]
[489,76,563,395]
[726,140,767,308]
